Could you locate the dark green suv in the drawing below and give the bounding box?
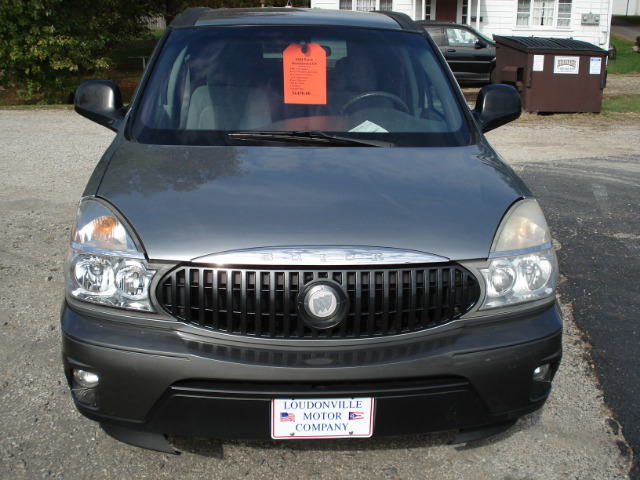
[419,21,496,83]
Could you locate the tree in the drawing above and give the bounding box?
[0,0,155,102]
[152,0,311,23]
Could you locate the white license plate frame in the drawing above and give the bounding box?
[271,397,374,439]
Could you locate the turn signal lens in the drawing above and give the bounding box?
[76,215,124,244]
[72,200,137,253]
[492,200,550,253]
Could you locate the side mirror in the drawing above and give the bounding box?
[472,84,521,133]
[74,80,125,132]
[475,40,486,49]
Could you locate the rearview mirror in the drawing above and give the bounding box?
[472,84,521,133]
[74,80,125,132]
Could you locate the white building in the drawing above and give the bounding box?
[613,0,640,15]
[311,0,614,47]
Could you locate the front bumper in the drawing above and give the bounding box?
[61,299,562,448]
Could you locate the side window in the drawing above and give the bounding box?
[136,43,190,130]
[425,27,445,46]
[445,27,478,47]
[413,50,459,129]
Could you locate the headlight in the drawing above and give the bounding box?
[66,198,155,312]
[479,200,558,310]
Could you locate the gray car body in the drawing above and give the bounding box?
[90,141,529,263]
[62,7,561,452]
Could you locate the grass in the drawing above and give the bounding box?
[602,94,640,114]
[607,37,640,74]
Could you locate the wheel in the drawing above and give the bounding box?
[340,91,410,115]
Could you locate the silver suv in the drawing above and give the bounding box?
[63,7,561,453]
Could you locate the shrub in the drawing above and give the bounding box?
[0,0,154,102]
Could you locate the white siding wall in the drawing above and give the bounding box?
[312,0,340,8]
[393,0,417,16]
[311,0,613,46]
[311,0,414,16]
[464,0,612,47]
[471,0,513,35]
[613,0,640,15]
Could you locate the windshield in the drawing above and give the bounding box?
[131,26,470,147]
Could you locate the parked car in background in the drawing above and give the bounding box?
[419,21,496,84]
[64,7,561,453]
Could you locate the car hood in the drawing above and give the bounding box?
[96,141,528,262]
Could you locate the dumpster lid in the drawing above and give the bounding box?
[494,36,607,54]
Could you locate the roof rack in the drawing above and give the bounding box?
[374,10,423,32]
[170,7,213,28]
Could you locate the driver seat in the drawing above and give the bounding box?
[330,55,394,113]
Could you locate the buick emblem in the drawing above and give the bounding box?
[307,286,338,318]
[297,282,349,330]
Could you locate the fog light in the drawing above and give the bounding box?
[73,369,100,389]
[532,364,550,382]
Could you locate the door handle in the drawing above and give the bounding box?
[447,49,456,52]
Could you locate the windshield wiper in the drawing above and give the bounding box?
[228,130,393,147]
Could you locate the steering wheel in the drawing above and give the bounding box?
[340,91,410,115]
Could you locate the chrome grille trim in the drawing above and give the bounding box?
[191,246,449,266]
[156,264,480,340]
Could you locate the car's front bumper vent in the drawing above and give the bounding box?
[156,265,480,339]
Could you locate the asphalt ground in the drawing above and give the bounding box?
[1,94,638,478]
[517,155,640,479]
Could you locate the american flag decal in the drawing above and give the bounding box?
[280,412,295,422]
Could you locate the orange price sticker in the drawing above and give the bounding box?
[283,43,327,105]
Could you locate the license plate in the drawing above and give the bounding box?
[271,397,374,439]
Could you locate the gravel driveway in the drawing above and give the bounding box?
[0,76,638,478]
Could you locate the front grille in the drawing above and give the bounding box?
[156,265,480,340]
